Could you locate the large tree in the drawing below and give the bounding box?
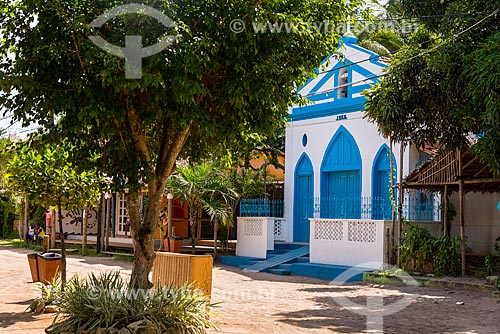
[0,0,363,288]
[364,0,500,174]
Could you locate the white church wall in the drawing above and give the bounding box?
[284,111,412,242]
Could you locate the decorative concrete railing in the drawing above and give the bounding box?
[236,217,274,259]
[273,218,287,242]
[309,218,392,269]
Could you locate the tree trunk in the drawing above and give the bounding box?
[105,197,111,251]
[213,218,218,261]
[389,140,395,264]
[397,143,404,267]
[190,206,197,254]
[124,110,191,288]
[96,195,103,253]
[128,183,163,289]
[57,199,67,288]
[82,206,88,255]
[50,209,56,249]
[22,196,29,242]
[458,148,466,277]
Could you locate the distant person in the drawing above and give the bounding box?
[34,224,45,243]
[37,226,45,242]
[27,223,35,242]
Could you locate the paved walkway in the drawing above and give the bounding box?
[1,247,499,333]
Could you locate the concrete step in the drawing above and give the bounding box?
[278,264,292,270]
[244,246,309,273]
[266,268,291,275]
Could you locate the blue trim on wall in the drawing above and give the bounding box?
[371,144,397,220]
[320,126,362,200]
[290,99,365,122]
[293,153,314,242]
[296,53,336,92]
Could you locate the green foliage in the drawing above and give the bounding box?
[0,0,363,285]
[358,1,407,55]
[0,195,16,238]
[27,276,63,312]
[0,0,362,193]
[364,0,500,174]
[166,163,237,229]
[400,223,460,276]
[48,272,215,334]
[5,141,102,210]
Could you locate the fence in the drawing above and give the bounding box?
[312,194,440,222]
[239,199,284,218]
[239,192,440,225]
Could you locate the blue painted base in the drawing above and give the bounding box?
[218,255,262,268]
[290,263,366,282]
[218,255,368,282]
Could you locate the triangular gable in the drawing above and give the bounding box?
[291,37,388,121]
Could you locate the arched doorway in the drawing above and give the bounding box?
[320,126,362,218]
[294,154,314,242]
[372,145,397,220]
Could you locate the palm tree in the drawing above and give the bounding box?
[202,178,237,260]
[166,163,237,254]
[357,0,407,55]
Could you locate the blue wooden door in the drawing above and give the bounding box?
[326,170,360,218]
[372,146,396,220]
[294,154,314,243]
[297,174,313,242]
[320,126,362,219]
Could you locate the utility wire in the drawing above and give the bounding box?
[299,7,500,99]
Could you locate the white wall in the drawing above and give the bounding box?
[236,217,274,259]
[284,112,414,242]
[309,218,391,269]
[54,206,98,235]
[449,192,500,254]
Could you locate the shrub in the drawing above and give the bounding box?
[47,272,216,334]
[400,223,460,276]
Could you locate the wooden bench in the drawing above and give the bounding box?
[47,248,79,253]
[101,251,134,257]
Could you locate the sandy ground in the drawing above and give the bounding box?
[1,246,499,334]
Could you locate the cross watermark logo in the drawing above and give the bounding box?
[88,3,176,79]
[330,262,420,333]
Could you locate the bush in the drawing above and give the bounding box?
[46,272,216,334]
[400,223,460,276]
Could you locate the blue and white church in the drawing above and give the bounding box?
[225,35,443,278]
[282,35,416,266]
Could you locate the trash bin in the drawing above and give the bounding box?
[27,253,39,282]
[37,252,62,284]
[168,236,184,253]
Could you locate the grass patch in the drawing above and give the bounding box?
[0,238,43,252]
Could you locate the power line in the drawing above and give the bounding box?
[349,11,493,23]
[299,7,500,99]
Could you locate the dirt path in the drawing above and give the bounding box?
[1,247,499,334]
